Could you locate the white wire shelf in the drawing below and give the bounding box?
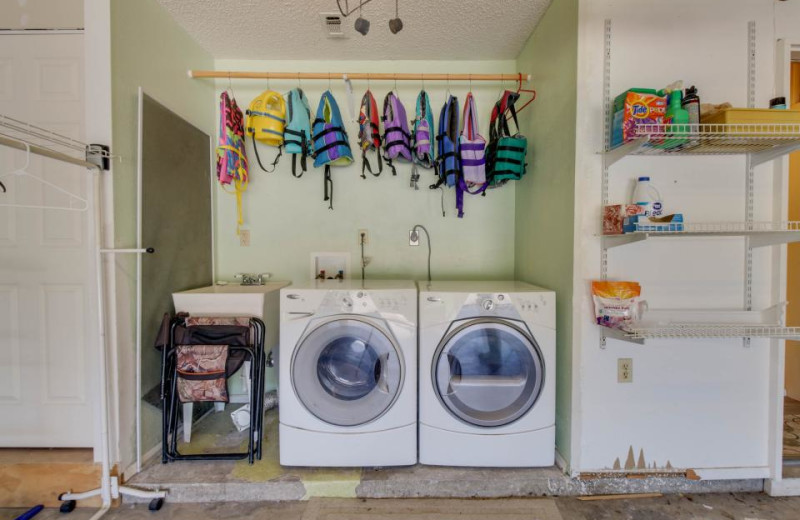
[602,221,800,249]
[604,123,800,167]
[0,114,114,164]
[600,305,800,344]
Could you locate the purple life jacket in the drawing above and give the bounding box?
[381,92,412,175]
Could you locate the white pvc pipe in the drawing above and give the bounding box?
[135,87,144,473]
[91,165,112,510]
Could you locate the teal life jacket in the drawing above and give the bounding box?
[410,90,435,190]
[487,90,528,184]
[312,91,353,209]
[284,88,313,178]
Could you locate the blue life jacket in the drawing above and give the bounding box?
[312,91,353,209]
[433,95,459,190]
[284,88,313,178]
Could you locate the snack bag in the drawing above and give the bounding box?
[592,281,645,330]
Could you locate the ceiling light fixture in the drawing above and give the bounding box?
[389,0,403,34]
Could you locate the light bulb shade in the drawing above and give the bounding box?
[354,17,370,35]
[389,17,403,34]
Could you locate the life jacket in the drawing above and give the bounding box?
[410,90,435,190]
[455,92,488,218]
[432,95,460,190]
[215,91,248,235]
[381,92,412,176]
[312,90,353,209]
[358,90,382,178]
[487,90,528,184]
[283,88,313,178]
[245,89,286,172]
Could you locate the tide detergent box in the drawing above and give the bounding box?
[610,89,667,149]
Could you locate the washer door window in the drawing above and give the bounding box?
[433,319,544,427]
[292,318,403,426]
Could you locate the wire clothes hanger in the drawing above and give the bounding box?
[0,136,89,212]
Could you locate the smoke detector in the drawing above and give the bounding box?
[320,13,346,38]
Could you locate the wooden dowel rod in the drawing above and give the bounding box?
[188,70,532,82]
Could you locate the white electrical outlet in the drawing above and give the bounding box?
[617,358,633,383]
[409,230,420,246]
[358,229,369,246]
[239,229,250,247]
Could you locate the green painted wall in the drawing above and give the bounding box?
[214,59,517,284]
[111,0,214,469]
[514,0,579,466]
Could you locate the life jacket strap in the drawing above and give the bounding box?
[323,165,334,210]
[315,140,350,158]
[251,134,283,173]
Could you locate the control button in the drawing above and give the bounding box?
[357,291,364,298]
[482,299,495,311]
[497,294,505,301]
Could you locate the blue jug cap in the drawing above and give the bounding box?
[638,176,650,181]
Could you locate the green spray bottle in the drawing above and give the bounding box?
[663,90,689,149]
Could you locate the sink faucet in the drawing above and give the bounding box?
[234,273,271,286]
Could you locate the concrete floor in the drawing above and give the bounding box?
[4,494,800,520]
[130,407,762,501]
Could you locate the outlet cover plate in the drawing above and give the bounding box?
[409,230,420,246]
[618,358,633,383]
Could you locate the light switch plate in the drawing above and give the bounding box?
[618,358,633,383]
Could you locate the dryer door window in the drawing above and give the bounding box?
[433,319,543,427]
[292,318,403,427]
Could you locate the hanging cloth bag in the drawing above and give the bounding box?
[410,90,435,190]
[487,90,528,184]
[245,89,286,173]
[455,92,489,218]
[381,92,412,176]
[215,91,249,235]
[312,91,353,209]
[283,88,313,178]
[358,90,383,178]
[433,95,460,189]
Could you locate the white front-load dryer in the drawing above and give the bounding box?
[418,281,555,467]
[280,279,417,467]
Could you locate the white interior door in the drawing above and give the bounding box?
[0,34,95,447]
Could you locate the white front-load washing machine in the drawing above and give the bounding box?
[279,279,417,467]
[418,281,555,467]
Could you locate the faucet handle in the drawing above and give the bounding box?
[257,273,272,284]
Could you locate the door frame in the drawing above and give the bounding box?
[766,38,800,496]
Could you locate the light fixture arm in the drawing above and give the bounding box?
[411,224,432,282]
[336,0,377,17]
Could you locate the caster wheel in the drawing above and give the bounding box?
[59,500,77,513]
[148,498,164,511]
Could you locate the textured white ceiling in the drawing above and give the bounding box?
[155,0,552,60]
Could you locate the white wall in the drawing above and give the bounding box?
[572,0,780,477]
[214,59,517,284]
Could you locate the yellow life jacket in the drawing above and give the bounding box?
[246,90,286,171]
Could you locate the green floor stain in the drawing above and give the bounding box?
[183,405,363,496]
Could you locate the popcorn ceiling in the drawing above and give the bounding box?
[155,0,551,60]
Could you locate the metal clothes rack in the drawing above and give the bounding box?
[0,122,164,517]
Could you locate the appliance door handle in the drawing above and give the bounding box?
[288,311,314,318]
[286,294,301,300]
[375,353,391,394]
[426,296,443,303]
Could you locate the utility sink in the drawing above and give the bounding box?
[172,281,290,317]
